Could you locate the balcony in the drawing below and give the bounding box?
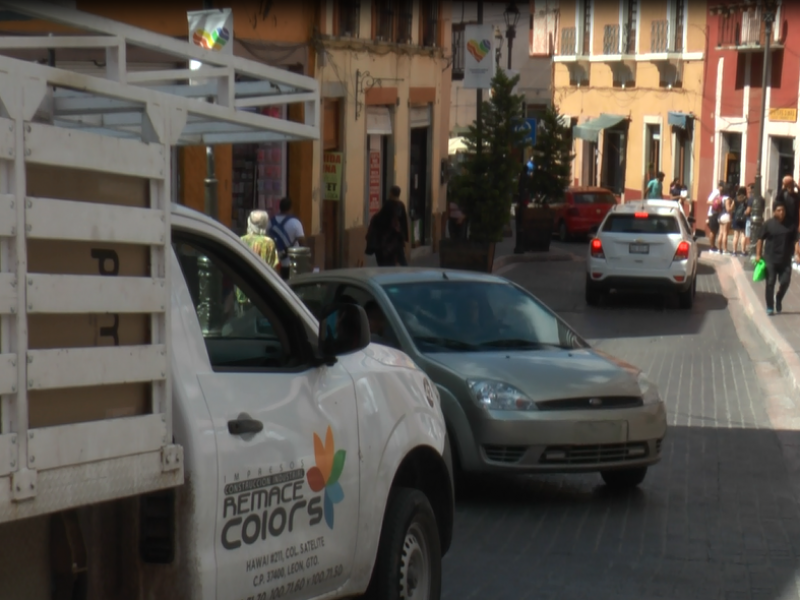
[648,19,685,87]
[337,1,360,37]
[452,25,464,80]
[376,8,394,42]
[555,26,589,85]
[396,10,413,44]
[601,24,636,86]
[716,6,783,51]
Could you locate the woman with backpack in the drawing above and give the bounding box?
[730,186,750,256]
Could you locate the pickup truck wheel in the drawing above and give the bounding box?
[365,487,442,600]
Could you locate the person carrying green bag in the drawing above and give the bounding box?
[753,259,767,282]
[756,198,796,315]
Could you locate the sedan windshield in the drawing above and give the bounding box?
[381,280,585,353]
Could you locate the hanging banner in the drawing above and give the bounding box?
[368,135,382,219]
[188,9,234,54]
[463,24,496,90]
[323,152,343,201]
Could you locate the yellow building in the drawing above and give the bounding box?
[316,1,452,267]
[552,0,706,202]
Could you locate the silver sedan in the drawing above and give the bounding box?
[290,268,667,489]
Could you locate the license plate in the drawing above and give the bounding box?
[575,421,628,444]
[629,243,649,254]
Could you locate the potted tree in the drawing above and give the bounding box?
[441,68,529,273]
[520,105,575,251]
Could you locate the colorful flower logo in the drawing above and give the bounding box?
[192,26,231,51]
[467,39,491,62]
[306,426,346,529]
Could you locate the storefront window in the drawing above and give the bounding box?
[230,106,287,234]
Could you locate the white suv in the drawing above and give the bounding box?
[586,200,698,309]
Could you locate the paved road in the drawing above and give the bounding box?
[442,240,800,600]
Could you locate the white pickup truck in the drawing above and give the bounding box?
[0,4,453,599]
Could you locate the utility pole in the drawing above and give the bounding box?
[202,0,219,221]
[749,3,776,258]
[476,0,483,155]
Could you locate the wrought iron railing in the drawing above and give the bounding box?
[603,24,620,54]
[718,7,781,48]
[560,26,577,55]
[651,19,670,52]
[622,23,636,54]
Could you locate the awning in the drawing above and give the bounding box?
[668,111,693,129]
[573,114,627,143]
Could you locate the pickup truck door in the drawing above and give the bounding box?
[172,233,360,600]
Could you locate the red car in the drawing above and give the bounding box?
[550,186,619,242]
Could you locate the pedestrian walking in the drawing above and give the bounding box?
[669,179,682,201]
[645,171,665,199]
[731,186,749,256]
[267,197,306,280]
[365,185,409,266]
[777,176,800,263]
[744,183,755,253]
[756,198,796,315]
[706,181,725,253]
[718,185,733,254]
[241,210,280,272]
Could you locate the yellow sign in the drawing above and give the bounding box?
[323,152,343,201]
[769,107,797,123]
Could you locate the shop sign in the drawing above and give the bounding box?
[323,152,343,201]
[463,24,496,90]
[368,143,382,219]
[769,107,797,123]
[188,9,233,54]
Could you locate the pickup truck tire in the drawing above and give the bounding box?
[364,487,442,600]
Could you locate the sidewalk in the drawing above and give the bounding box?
[713,250,800,396]
[366,229,573,271]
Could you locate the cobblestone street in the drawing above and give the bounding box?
[442,243,800,600]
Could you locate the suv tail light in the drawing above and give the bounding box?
[673,241,690,261]
[590,238,605,258]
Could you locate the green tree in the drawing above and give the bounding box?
[450,68,529,243]
[530,105,574,203]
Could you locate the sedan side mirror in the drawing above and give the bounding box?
[318,303,371,361]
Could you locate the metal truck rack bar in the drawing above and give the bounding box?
[0,2,320,523]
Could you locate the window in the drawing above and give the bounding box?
[293,282,333,319]
[452,23,465,80]
[623,0,637,54]
[602,214,680,234]
[337,0,360,37]
[374,2,394,41]
[381,281,583,352]
[173,236,310,371]
[645,123,661,174]
[396,0,413,43]
[582,0,592,55]
[672,125,692,190]
[334,285,401,349]
[420,0,439,47]
[373,0,413,43]
[573,192,617,205]
[672,0,685,52]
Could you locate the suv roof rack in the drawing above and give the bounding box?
[0,0,319,146]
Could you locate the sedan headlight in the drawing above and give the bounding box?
[637,372,661,406]
[467,379,536,411]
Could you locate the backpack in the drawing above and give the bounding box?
[711,197,723,213]
[733,200,747,223]
[268,215,299,257]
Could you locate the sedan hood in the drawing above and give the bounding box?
[427,349,642,402]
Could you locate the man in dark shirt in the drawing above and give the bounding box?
[756,199,795,315]
[778,176,800,254]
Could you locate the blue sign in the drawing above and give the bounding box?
[525,118,537,146]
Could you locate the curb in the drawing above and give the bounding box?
[492,249,573,272]
[722,255,800,396]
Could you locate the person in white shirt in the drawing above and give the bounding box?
[267,197,306,280]
[706,181,725,252]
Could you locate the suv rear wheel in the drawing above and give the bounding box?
[678,277,696,310]
[585,275,601,306]
[364,487,442,600]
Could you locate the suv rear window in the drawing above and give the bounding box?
[602,214,680,234]
[574,192,616,205]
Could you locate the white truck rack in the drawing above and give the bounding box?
[0,0,319,523]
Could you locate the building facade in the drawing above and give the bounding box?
[698,1,796,227]
[449,1,552,135]
[0,0,452,269]
[316,0,452,267]
[551,0,706,203]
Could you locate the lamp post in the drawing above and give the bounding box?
[503,2,520,70]
[749,2,777,258]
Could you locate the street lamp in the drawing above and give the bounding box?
[503,2,520,71]
[749,1,778,258]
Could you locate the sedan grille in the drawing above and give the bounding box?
[539,442,649,465]
[535,396,643,411]
[483,445,527,463]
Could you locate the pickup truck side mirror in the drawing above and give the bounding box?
[318,303,371,361]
